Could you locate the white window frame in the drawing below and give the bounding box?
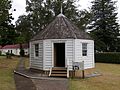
[82,43,87,56]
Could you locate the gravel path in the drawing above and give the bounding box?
[32,79,68,90]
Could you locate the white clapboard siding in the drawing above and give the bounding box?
[43,39,74,70]
[74,39,82,62]
[43,40,52,70]
[66,39,74,70]
[30,40,43,70]
[30,39,94,71]
[75,39,94,69]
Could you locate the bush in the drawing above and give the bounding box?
[6,52,12,59]
[20,49,25,57]
[0,51,1,55]
[95,52,120,64]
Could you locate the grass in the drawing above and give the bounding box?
[0,56,120,90]
[0,56,18,90]
[70,63,120,90]
[0,56,29,90]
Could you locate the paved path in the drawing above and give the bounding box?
[14,57,68,90]
[14,57,36,90]
[32,79,68,90]
[14,74,36,90]
[16,57,25,71]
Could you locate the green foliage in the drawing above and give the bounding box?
[0,51,1,55]
[15,15,32,43]
[6,52,12,59]
[15,36,26,44]
[89,0,120,52]
[20,49,25,57]
[0,0,13,24]
[95,52,120,64]
[0,0,17,46]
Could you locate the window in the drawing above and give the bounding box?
[82,43,87,56]
[35,44,39,57]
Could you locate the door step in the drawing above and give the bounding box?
[52,67,67,70]
[50,67,67,78]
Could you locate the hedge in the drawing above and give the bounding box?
[95,52,120,64]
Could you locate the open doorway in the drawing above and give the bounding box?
[54,43,65,67]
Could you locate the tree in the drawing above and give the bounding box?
[0,0,16,46]
[16,15,32,43]
[15,36,26,56]
[89,0,120,52]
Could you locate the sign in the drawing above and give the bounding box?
[73,61,84,70]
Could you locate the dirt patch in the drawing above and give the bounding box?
[14,74,36,90]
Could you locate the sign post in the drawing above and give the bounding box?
[73,61,85,78]
[79,61,84,79]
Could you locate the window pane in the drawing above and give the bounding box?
[82,43,87,56]
[82,43,87,50]
[35,44,39,57]
[35,44,39,50]
[35,51,39,57]
[82,50,87,56]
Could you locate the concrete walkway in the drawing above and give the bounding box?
[14,57,68,90]
[14,74,36,90]
[16,57,25,71]
[32,79,68,90]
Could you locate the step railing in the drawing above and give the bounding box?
[67,65,69,78]
[66,58,70,78]
[49,67,52,77]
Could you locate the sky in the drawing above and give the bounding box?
[11,0,120,24]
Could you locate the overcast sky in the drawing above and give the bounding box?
[11,0,120,24]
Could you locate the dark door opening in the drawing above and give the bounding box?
[54,43,65,67]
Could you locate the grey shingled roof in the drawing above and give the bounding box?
[31,14,91,41]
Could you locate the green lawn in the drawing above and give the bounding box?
[70,63,120,90]
[0,56,120,90]
[0,56,29,90]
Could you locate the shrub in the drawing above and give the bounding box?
[6,52,12,59]
[95,52,120,64]
[20,49,25,57]
[0,51,1,55]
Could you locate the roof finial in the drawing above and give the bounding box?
[57,1,65,17]
[60,1,63,14]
